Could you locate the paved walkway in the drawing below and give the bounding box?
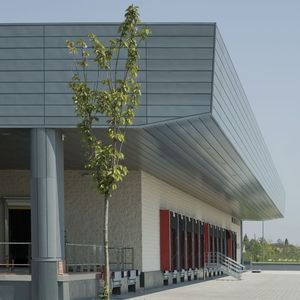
[113,271,300,300]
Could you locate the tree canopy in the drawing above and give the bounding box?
[243,235,300,263]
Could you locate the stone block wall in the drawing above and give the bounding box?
[0,170,142,270]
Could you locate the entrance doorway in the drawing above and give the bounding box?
[8,208,31,265]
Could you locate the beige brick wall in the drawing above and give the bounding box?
[141,171,241,272]
[0,170,142,270]
[64,170,142,270]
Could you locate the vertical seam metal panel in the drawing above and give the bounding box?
[43,26,45,126]
[210,23,216,114]
[35,128,39,258]
[45,128,48,256]
[145,37,148,125]
[212,28,284,211]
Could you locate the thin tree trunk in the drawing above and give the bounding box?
[103,193,110,300]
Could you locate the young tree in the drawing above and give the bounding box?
[66,6,150,299]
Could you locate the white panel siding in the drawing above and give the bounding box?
[141,171,241,272]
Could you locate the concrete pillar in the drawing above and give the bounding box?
[31,128,65,300]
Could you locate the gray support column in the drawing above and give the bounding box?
[31,128,65,300]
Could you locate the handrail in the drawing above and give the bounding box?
[207,252,244,269]
[217,252,245,269]
[0,242,31,245]
[65,243,132,251]
[209,253,243,271]
[0,242,134,273]
[205,252,245,279]
[65,242,134,272]
[0,242,31,269]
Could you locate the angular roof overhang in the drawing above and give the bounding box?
[0,116,284,221]
[62,113,283,221]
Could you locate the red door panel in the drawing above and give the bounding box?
[160,210,170,271]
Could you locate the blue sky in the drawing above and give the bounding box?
[2,0,300,244]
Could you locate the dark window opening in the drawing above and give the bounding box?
[187,231,192,268]
[171,228,177,270]
[194,233,199,268]
[180,230,185,269]
[200,232,204,267]
[9,209,31,265]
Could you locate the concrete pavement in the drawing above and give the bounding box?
[113,271,300,300]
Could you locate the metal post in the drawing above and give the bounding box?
[262,221,265,262]
[131,248,134,270]
[240,220,243,265]
[65,231,68,272]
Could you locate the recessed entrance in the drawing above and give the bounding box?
[8,208,31,265]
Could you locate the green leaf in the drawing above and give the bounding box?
[67,5,149,198]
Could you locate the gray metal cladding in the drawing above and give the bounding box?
[0,25,44,126]
[0,25,43,36]
[0,23,284,219]
[0,23,213,127]
[212,26,285,215]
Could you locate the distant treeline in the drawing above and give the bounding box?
[243,234,300,263]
